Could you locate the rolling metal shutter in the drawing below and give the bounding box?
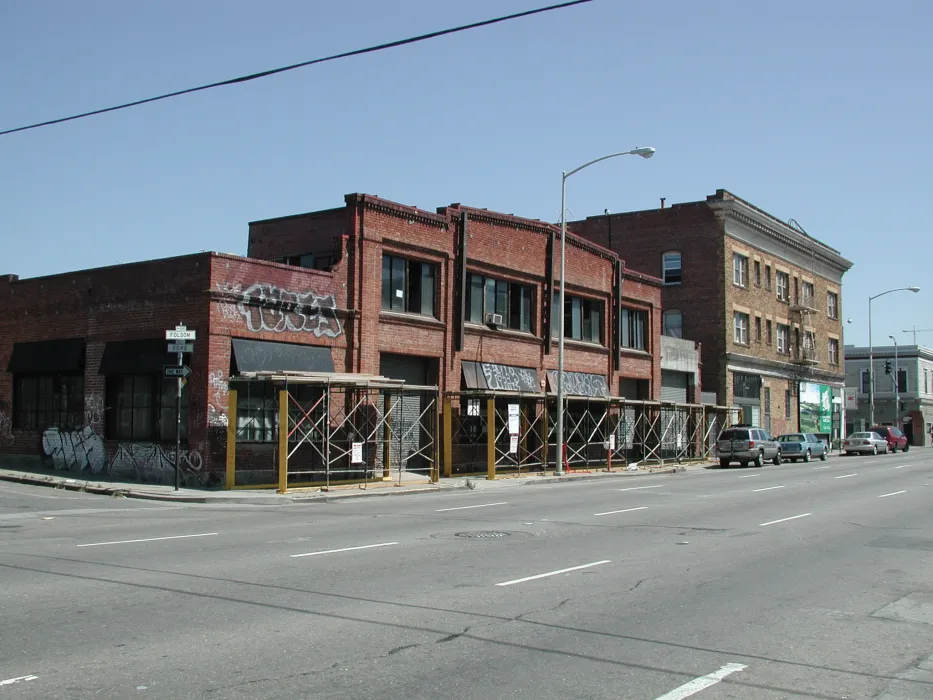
[660,371,689,403]
[378,354,430,476]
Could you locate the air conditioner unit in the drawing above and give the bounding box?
[485,313,504,327]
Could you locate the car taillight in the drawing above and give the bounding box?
[748,441,756,448]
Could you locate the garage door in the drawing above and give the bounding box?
[661,371,689,403]
[379,354,433,476]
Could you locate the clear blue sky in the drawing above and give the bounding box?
[2,0,930,347]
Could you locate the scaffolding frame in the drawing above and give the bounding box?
[224,372,439,492]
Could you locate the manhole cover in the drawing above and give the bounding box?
[455,531,511,539]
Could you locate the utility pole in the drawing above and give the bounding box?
[903,326,933,345]
[165,324,195,491]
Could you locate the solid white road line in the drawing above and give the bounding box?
[736,474,760,479]
[835,473,858,479]
[618,485,665,492]
[0,675,38,687]
[593,506,649,517]
[879,490,907,498]
[495,560,611,587]
[652,663,746,700]
[894,465,910,469]
[812,466,831,470]
[290,542,398,558]
[435,502,508,512]
[752,485,785,492]
[76,533,218,548]
[760,513,811,527]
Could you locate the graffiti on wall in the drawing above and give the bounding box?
[481,363,539,393]
[207,370,229,427]
[546,370,609,398]
[84,394,105,428]
[216,281,343,337]
[41,426,209,484]
[0,411,16,445]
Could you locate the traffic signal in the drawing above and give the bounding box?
[901,401,906,412]
[884,360,892,374]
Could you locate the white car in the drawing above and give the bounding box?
[843,431,889,456]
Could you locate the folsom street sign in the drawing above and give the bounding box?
[164,366,191,379]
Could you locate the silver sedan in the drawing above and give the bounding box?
[843,431,889,456]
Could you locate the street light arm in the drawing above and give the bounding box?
[563,148,654,180]
[869,286,920,302]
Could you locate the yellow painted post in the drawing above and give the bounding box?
[433,394,441,483]
[442,398,453,480]
[541,400,549,472]
[486,397,496,480]
[277,388,289,493]
[383,393,392,479]
[224,389,237,489]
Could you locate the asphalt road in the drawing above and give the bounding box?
[2,450,933,700]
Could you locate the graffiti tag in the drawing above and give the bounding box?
[237,282,342,337]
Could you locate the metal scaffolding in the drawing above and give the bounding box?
[224,372,439,492]
[441,392,737,477]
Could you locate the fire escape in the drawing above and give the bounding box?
[790,281,820,375]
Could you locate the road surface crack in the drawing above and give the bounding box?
[436,626,472,643]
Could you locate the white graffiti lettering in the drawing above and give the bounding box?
[237,282,342,337]
[481,364,538,392]
[41,427,107,473]
[548,371,608,398]
[0,411,14,445]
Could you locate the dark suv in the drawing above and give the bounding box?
[867,426,909,453]
[716,425,782,467]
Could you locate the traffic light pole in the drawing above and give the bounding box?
[893,340,900,425]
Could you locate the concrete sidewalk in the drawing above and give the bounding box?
[0,461,696,505]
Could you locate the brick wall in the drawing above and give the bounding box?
[247,207,348,263]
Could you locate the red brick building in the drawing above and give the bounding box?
[0,193,664,486]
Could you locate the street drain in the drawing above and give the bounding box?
[455,531,510,539]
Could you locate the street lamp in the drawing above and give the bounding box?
[868,286,919,426]
[889,334,900,424]
[556,146,656,475]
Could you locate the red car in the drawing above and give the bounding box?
[867,426,909,453]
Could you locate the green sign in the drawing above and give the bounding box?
[799,382,832,434]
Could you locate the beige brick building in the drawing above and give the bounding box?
[570,189,853,438]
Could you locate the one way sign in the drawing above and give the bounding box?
[164,366,191,379]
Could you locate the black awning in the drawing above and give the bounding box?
[546,370,609,398]
[461,361,539,393]
[231,338,335,374]
[6,338,85,374]
[99,339,176,375]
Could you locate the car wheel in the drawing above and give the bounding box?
[845,451,852,456]
[892,444,898,453]
[719,459,730,468]
[820,451,827,461]
[752,452,763,468]
[803,449,811,463]
[903,443,910,453]
[872,445,878,455]
[773,451,782,465]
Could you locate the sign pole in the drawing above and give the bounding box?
[175,346,182,491]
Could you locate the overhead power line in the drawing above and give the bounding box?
[1,0,592,137]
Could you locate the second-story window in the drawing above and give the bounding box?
[755,316,762,342]
[382,254,436,317]
[766,319,772,344]
[733,253,748,287]
[802,281,815,307]
[827,291,838,319]
[828,338,839,366]
[776,324,790,354]
[553,294,603,344]
[776,271,789,302]
[467,273,533,332]
[662,252,682,285]
[621,307,647,350]
[662,310,683,338]
[733,312,749,345]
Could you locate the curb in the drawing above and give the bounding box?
[519,466,687,485]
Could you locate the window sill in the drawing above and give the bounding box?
[620,346,650,358]
[733,283,747,290]
[662,281,682,287]
[380,310,444,327]
[464,323,539,341]
[552,338,610,353]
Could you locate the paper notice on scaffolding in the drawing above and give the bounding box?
[508,404,520,435]
[609,434,616,451]
[351,442,364,464]
[467,399,480,417]
[509,435,519,454]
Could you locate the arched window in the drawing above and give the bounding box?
[662,251,682,285]
[663,310,683,338]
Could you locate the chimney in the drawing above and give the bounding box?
[660,197,666,209]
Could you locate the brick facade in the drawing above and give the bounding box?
[570,189,852,437]
[1,193,662,484]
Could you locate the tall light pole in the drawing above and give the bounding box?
[889,334,900,424]
[869,286,919,426]
[556,146,656,475]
